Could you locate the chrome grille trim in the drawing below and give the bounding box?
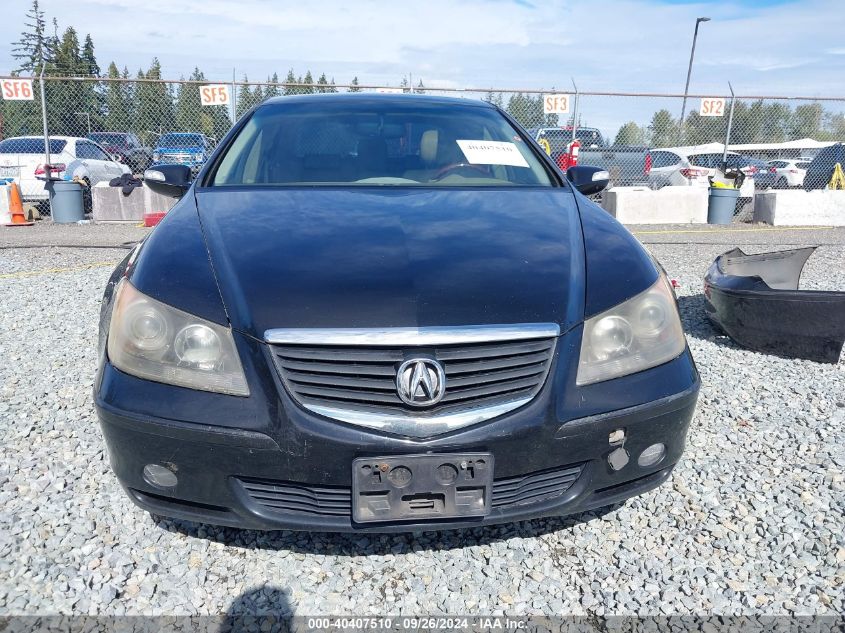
[264,323,560,346]
[268,324,559,437]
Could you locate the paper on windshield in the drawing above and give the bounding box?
[456,140,529,168]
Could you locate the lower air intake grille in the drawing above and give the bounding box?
[491,464,583,508]
[238,479,351,517]
[237,464,584,518]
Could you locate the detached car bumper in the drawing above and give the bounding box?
[95,346,699,533]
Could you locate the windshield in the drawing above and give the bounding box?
[89,133,126,147]
[211,100,554,187]
[158,134,203,148]
[0,138,67,154]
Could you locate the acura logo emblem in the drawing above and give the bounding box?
[396,358,446,407]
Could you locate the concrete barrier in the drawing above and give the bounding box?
[0,185,10,224]
[92,182,177,222]
[753,190,845,226]
[601,186,709,224]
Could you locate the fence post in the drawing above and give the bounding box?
[39,67,52,214]
[231,68,236,127]
[570,77,578,142]
[721,82,735,168]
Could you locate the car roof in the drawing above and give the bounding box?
[6,135,81,142]
[262,92,495,110]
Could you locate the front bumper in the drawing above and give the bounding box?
[96,352,700,533]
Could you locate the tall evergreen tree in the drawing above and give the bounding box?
[264,73,280,99]
[104,62,131,131]
[283,69,298,96]
[301,70,314,94]
[648,109,677,148]
[316,73,329,94]
[81,34,99,76]
[348,76,361,92]
[12,0,49,73]
[137,58,175,137]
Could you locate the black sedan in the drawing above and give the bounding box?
[95,94,699,533]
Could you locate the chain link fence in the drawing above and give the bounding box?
[1,75,843,203]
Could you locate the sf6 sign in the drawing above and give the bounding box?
[2,78,34,101]
[200,84,231,106]
[699,97,726,117]
[543,94,571,114]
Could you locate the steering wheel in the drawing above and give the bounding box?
[432,162,489,180]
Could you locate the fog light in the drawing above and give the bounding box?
[143,464,178,489]
[638,443,666,468]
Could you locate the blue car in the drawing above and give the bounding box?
[97,94,699,533]
[151,132,214,171]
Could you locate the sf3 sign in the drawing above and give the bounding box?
[543,94,571,114]
[1,78,34,101]
[699,97,726,117]
[200,84,231,107]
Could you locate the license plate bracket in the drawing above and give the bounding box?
[352,453,493,523]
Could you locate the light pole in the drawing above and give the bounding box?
[74,111,91,136]
[678,16,710,143]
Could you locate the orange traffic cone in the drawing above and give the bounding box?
[4,182,33,227]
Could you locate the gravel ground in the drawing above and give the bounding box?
[0,224,843,618]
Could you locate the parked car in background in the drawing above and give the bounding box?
[0,135,129,203]
[527,126,650,186]
[766,159,811,188]
[648,149,756,197]
[804,143,845,190]
[88,132,153,174]
[152,133,215,172]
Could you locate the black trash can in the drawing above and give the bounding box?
[707,187,740,225]
[45,180,85,223]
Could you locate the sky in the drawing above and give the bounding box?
[1,0,843,135]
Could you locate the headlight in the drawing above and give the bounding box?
[576,275,686,385]
[152,151,160,162]
[194,152,204,162]
[107,280,249,396]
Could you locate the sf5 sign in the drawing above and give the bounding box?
[2,78,34,101]
[543,94,571,114]
[699,97,726,117]
[200,84,231,107]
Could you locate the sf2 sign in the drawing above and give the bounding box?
[699,98,726,117]
[1,78,34,101]
[543,94,571,115]
[200,84,231,107]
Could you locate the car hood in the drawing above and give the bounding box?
[195,187,586,340]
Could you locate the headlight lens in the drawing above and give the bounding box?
[194,152,204,162]
[107,280,249,396]
[576,275,686,385]
[152,151,160,162]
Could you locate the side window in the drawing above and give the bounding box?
[87,142,111,161]
[796,162,811,170]
[651,152,679,168]
[128,134,140,148]
[75,141,94,159]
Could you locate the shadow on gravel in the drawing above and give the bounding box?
[219,585,293,632]
[152,504,624,555]
[676,294,742,352]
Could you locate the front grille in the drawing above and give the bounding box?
[269,328,557,436]
[237,464,583,518]
[162,153,192,163]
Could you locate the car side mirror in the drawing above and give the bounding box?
[567,165,610,195]
[144,164,192,198]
